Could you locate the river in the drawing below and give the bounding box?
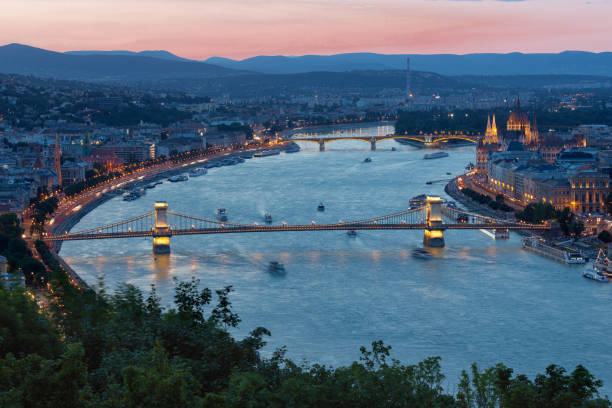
[61,124,612,392]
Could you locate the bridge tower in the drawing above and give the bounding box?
[153,201,171,254]
[424,196,445,247]
[319,139,325,152]
[370,137,377,151]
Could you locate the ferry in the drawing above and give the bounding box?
[264,213,272,223]
[122,193,139,201]
[583,265,609,283]
[522,237,586,264]
[317,202,325,212]
[363,157,372,163]
[254,150,281,158]
[168,175,188,182]
[412,248,433,260]
[347,230,358,237]
[409,194,427,209]
[423,151,449,160]
[189,168,207,177]
[269,261,286,273]
[217,208,228,221]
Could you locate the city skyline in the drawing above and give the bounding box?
[1,0,612,59]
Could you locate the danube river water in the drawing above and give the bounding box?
[62,124,612,392]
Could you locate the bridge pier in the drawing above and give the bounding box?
[153,201,171,254]
[424,196,445,247]
[370,138,376,151]
[319,139,325,152]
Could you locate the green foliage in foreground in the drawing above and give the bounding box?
[0,275,609,407]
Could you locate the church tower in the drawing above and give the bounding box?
[484,114,498,144]
[54,134,62,187]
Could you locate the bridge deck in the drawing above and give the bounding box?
[45,222,547,242]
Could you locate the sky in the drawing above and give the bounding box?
[1,0,611,59]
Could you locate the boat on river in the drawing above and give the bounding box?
[410,194,427,209]
[254,150,280,157]
[522,237,585,264]
[269,261,286,274]
[317,202,325,212]
[217,208,228,221]
[169,175,188,182]
[363,157,372,163]
[189,168,207,177]
[583,264,609,283]
[424,151,449,160]
[347,230,357,237]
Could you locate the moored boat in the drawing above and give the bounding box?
[424,151,449,160]
[583,264,610,283]
[189,168,207,177]
[410,194,427,209]
[522,237,586,264]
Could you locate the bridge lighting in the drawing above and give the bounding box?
[401,220,407,224]
[282,221,287,226]
[312,221,316,225]
[254,222,259,225]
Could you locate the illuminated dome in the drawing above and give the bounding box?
[507,99,530,131]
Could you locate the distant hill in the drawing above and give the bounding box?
[204,51,612,76]
[0,43,241,81]
[66,49,191,62]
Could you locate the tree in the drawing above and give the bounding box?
[598,230,612,243]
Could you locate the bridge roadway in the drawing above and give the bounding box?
[282,133,479,151]
[44,222,542,242]
[43,200,549,254]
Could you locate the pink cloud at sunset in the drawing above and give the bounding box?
[1,0,611,59]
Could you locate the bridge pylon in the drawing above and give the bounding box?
[370,138,376,151]
[424,196,445,247]
[153,201,172,254]
[319,139,325,152]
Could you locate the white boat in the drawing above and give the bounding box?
[424,152,449,160]
[189,168,207,177]
[583,264,610,283]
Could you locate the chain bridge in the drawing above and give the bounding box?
[283,134,479,151]
[44,198,549,254]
